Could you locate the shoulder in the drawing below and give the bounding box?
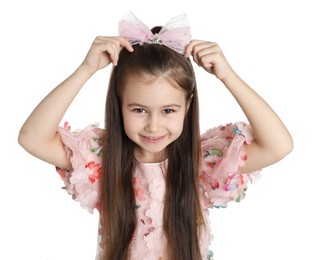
[199,122,260,208]
[201,122,253,143]
[57,122,105,168]
[55,122,105,213]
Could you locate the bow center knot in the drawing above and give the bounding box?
[147,34,163,45]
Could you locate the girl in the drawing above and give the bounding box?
[18,13,293,260]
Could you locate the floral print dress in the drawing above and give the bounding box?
[56,122,260,260]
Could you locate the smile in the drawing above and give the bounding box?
[141,135,165,144]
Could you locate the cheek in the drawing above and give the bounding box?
[122,112,142,136]
[169,113,186,135]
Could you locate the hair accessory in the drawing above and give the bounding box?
[119,12,191,54]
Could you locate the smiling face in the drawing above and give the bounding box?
[122,73,189,163]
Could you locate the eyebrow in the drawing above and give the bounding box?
[127,102,182,108]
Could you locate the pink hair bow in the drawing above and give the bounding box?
[119,12,192,54]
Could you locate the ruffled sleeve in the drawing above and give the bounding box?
[55,122,105,214]
[199,122,261,209]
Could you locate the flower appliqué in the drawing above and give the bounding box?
[148,178,165,201]
[133,176,147,202]
[85,161,101,184]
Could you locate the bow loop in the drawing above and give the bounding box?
[119,12,191,54]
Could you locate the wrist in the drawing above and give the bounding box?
[77,63,97,78]
[219,69,238,83]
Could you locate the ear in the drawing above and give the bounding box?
[186,94,193,113]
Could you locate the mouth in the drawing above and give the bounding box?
[141,135,165,144]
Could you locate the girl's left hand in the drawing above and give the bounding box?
[185,40,234,80]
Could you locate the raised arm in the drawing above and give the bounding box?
[185,40,293,173]
[18,36,133,170]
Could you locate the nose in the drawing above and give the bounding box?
[145,114,160,132]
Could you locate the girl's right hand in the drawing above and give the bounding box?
[80,36,134,75]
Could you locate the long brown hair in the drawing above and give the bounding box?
[100,26,204,260]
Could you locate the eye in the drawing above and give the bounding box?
[163,108,175,114]
[133,108,146,113]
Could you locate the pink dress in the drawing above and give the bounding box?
[56,122,260,260]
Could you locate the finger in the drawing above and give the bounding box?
[97,37,134,65]
[199,53,216,72]
[92,36,134,66]
[192,43,211,66]
[99,38,126,66]
[184,40,204,57]
[118,37,134,52]
[94,41,119,65]
[185,41,209,65]
[190,42,220,67]
[106,45,119,66]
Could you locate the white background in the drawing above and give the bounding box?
[1,0,314,259]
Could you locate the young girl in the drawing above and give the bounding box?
[18,12,293,260]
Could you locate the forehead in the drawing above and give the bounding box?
[122,73,187,105]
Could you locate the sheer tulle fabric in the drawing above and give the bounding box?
[119,12,192,54]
